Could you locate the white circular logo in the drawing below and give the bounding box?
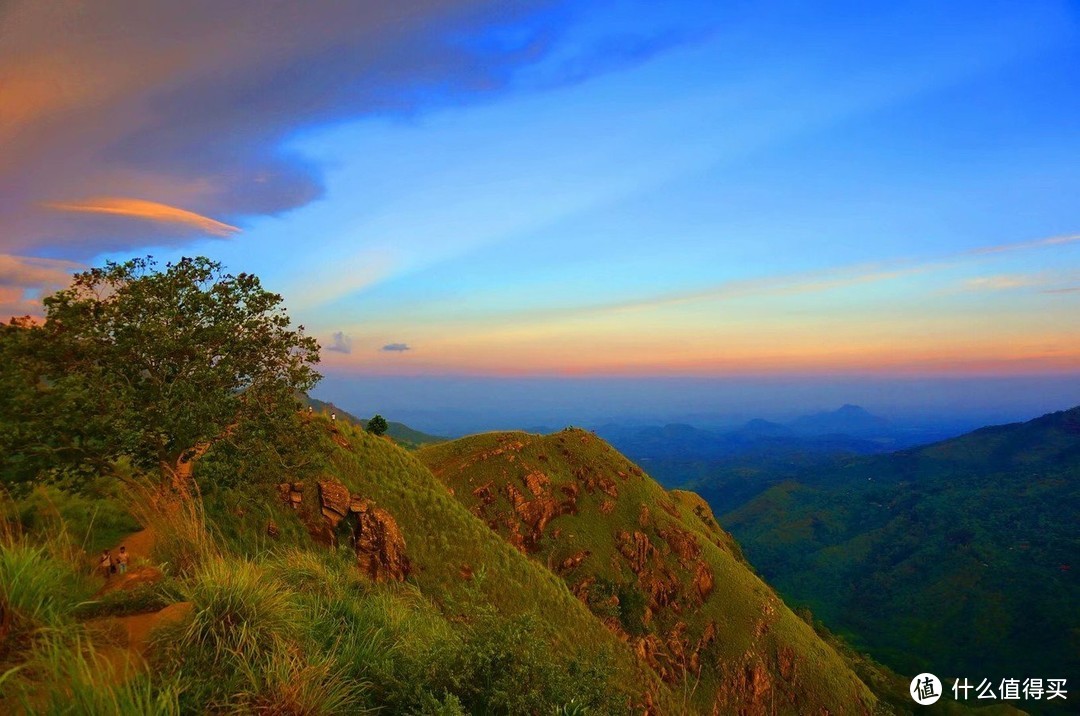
[910,673,942,705]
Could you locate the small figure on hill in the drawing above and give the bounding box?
[99,549,112,578]
[308,405,313,414]
[117,546,129,574]
[331,412,337,422]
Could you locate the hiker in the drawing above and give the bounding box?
[308,405,313,414]
[117,545,129,574]
[331,412,336,422]
[99,549,112,579]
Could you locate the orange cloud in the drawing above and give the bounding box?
[43,197,239,237]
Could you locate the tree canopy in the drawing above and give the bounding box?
[366,414,389,437]
[0,257,321,494]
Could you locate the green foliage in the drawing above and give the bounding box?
[0,537,92,643]
[366,414,389,436]
[10,480,140,555]
[9,633,182,715]
[420,429,880,715]
[0,256,321,490]
[724,406,1080,688]
[446,610,624,715]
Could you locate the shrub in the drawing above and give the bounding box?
[7,632,181,715]
[0,536,91,646]
[149,557,299,709]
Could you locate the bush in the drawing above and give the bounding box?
[149,558,299,709]
[0,536,92,645]
[448,611,624,715]
[7,632,181,715]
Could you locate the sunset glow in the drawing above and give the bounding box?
[2,0,1078,390]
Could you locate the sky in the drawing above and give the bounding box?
[3,0,1079,430]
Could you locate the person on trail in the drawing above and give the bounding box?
[331,412,336,422]
[117,546,129,574]
[99,549,112,578]
[308,405,313,414]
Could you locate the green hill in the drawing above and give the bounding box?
[418,428,881,715]
[2,415,677,713]
[723,407,1080,705]
[300,395,446,448]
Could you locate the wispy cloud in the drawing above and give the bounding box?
[0,254,81,319]
[382,343,412,352]
[44,198,239,237]
[512,232,1080,322]
[326,332,353,354]
[0,1,700,258]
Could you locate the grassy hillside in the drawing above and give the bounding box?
[723,407,1080,707]
[419,429,881,715]
[301,395,446,448]
[2,416,678,714]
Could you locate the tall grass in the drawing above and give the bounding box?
[0,539,91,642]
[8,632,181,715]
[123,478,219,576]
[150,558,297,676]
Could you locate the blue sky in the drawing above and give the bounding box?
[3,0,1079,428]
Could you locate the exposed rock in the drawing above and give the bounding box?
[638,504,651,527]
[266,520,280,538]
[597,475,619,499]
[352,499,411,583]
[639,566,681,611]
[778,646,797,682]
[459,563,474,581]
[694,560,714,600]
[599,499,615,514]
[505,476,576,549]
[558,549,590,573]
[472,482,495,505]
[616,530,655,573]
[277,482,304,509]
[572,576,596,602]
[659,525,701,565]
[318,480,351,527]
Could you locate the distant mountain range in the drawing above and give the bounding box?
[722,406,1080,698]
[594,405,945,463]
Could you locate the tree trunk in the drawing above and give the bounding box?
[163,442,211,500]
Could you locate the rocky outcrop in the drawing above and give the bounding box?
[558,549,590,573]
[659,525,701,565]
[282,478,410,583]
[352,499,411,583]
[694,560,715,600]
[616,530,656,573]
[277,481,304,509]
[318,480,351,527]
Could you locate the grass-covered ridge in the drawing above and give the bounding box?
[419,428,881,715]
[723,406,1080,699]
[1,416,678,714]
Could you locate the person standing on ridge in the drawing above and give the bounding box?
[99,549,112,579]
[117,546,129,574]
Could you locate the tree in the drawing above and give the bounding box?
[0,257,321,496]
[366,414,389,437]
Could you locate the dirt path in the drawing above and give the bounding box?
[112,526,157,561]
[89,602,192,680]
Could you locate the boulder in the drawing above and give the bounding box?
[352,499,411,583]
[318,479,351,527]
